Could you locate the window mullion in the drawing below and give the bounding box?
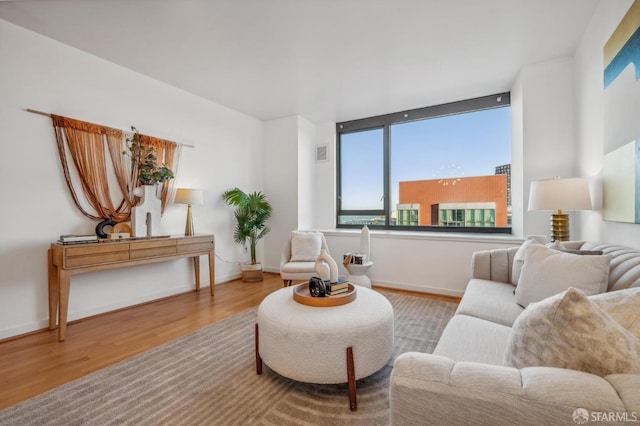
[383,124,391,226]
[336,133,342,223]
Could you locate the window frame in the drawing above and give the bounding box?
[336,92,511,234]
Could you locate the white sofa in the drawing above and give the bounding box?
[390,241,640,426]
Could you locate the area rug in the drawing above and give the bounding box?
[0,291,457,426]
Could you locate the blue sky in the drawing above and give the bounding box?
[340,107,511,210]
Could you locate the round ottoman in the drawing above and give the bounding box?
[256,285,394,410]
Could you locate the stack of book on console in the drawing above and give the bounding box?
[58,234,99,245]
[326,279,350,296]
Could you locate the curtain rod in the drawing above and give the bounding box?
[25,108,196,148]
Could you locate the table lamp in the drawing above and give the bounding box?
[174,188,204,236]
[528,177,592,242]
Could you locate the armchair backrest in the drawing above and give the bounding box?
[280,231,329,266]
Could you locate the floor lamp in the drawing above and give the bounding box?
[528,177,592,242]
[174,188,204,236]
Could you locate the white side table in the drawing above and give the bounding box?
[346,261,373,288]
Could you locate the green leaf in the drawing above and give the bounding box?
[222,188,272,263]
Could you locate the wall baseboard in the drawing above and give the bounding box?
[372,280,464,298]
[216,272,243,283]
[263,266,464,298]
[0,320,50,341]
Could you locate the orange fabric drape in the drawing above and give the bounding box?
[139,134,178,212]
[52,115,179,221]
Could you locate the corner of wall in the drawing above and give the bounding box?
[313,122,337,230]
[510,73,525,238]
[516,57,576,238]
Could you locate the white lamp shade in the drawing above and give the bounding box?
[174,188,204,205]
[528,177,592,211]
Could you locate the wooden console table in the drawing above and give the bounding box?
[48,234,215,341]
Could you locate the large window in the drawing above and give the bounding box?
[337,93,511,233]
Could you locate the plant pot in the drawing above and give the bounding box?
[242,262,263,282]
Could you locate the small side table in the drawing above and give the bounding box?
[346,261,373,288]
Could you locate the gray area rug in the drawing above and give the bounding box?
[0,291,457,425]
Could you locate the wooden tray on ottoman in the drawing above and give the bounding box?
[293,282,357,307]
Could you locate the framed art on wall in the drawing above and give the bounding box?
[603,0,640,223]
[603,140,640,223]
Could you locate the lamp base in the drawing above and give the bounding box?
[184,204,194,236]
[550,213,569,242]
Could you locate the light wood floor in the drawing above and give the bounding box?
[0,272,459,411]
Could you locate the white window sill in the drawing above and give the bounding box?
[318,228,524,245]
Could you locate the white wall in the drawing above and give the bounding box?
[516,57,578,238]
[574,0,640,248]
[0,19,263,339]
[297,116,316,230]
[326,231,520,296]
[263,116,301,272]
[314,123,337,230]
[263,115,329,274]
[510,74,525,238]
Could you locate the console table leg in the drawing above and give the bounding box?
[208,250,215,297]
[193,257,200,291]
[346,346,357,411]
[58,269,71,341]
[255,323,262,375]
[47,249,58,330]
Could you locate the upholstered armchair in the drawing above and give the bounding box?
[279,230,330,287]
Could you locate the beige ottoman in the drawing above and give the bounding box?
[255,285,394,411]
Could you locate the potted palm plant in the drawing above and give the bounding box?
[222,187,272,282]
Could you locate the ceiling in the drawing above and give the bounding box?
[0,0,599,123]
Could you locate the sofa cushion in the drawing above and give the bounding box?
[390,354,628,426]
[505,287,640,376]
[606,374,640,412]
[289,231,322,261]
[434,314,511,366]
[455,279,523,327]
[280,261,316,274]
[581,242,640,291]
[515,244,611,307]
[472,247,518,283]
[520,367,629,412]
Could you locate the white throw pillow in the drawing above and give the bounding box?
[511,235,548,285]
[290,231,323,262]
[505,287,640,377]
[515,244,611,308]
